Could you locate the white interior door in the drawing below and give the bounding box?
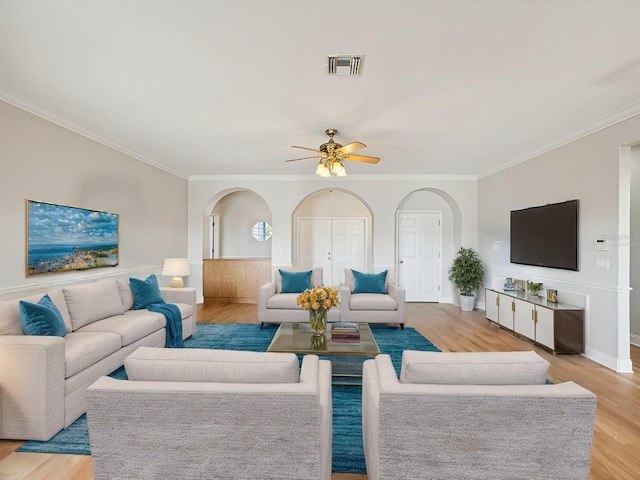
[298,218,366,285]
[299,219,332,280]
[398,212,442,302]
[331,219,366,285]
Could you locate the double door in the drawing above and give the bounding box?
[298,218,366,285]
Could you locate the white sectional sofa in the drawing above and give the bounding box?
[0,278,196,441]
[87,348,332,480]
[362,351,597,480]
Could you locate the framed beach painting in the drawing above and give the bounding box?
[26,200,119,276]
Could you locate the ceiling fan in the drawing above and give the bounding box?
[286,128,380,177]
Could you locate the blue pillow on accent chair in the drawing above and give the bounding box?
[352,269,388,294]
[19,294,67,337]
[279,269,313,293]
[130,274,165,309]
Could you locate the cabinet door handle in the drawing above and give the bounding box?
[511,301,515,312]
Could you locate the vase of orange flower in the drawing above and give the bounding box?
[296,286,340,335]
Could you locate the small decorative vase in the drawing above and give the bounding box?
[309,309,327,335]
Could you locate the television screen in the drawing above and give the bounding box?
[510,200,579,271]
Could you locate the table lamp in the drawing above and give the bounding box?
[162,258,190,288]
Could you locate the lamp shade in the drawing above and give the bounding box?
[162,258,191,287]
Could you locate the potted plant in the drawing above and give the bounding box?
[527,281,543,297]
[449,247,484,311]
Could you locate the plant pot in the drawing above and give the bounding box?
[459,294,476,312]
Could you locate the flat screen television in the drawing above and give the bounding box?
[510,199,579,271]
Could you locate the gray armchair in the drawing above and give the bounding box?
[87,348,332,480]
[258,267,340,327]
[362,351,596,480]
[339,268,405,328]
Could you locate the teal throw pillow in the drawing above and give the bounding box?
[352,269,388,294]
[19,294,67,337]
[280,269,312,293]
[130,274,165,310]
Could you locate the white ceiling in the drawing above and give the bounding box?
[2,0,640,179]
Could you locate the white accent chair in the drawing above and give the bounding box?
[258,267,340,327]
[87,347,332,480]
[362,351,596,480]
[339,268,405,328]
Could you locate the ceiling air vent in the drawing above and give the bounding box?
[327,55,365,76]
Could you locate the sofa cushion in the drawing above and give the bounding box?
[276,267,323,293]
[266,293,303,310]
[76,312,164,347]
[279,269,312,294]
[0,289,73,336]
[0,299,23,336]
[129,274,164,310]
[19,294,67,337]
[349,293,397,311]
[64,331,122,378]
[125,346,300,383]
[352,269,387,294]
[117,280,135,311]
[400,350,550,385]
[64,280,125,330]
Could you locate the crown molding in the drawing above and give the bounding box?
[0,91,189,180]
[478,100,640,180]
[188,173,478,182]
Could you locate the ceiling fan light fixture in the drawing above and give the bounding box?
[319,164,331,177]
[287,128,378,177]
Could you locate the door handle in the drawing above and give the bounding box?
[399,260,404,264]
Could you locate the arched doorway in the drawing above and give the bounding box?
[202,189,272,303]
[397,188,462,303]
[292,188,372,285]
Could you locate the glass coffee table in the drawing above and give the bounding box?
[267,322,380,384]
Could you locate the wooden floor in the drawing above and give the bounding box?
[0,302,638,480]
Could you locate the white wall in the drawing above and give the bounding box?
[188,176,478,304]
[478,114,640,373]
[0,101,188,295]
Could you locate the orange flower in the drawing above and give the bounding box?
[296,286,340,312]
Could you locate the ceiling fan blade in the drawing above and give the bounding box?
[341,153,380,164]
[285,155,325,162]
[292,145,322,153]
[336,142,367,154]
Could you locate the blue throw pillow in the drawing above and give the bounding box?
[280,269,312,293]
[352,269,388,294]
[19,294,67,337]
[130,274,165,309]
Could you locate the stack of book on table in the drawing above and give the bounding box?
[331,322,360,343]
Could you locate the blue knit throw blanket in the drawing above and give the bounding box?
[147,303,184,348]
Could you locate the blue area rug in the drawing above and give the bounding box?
[17,323,440,473]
